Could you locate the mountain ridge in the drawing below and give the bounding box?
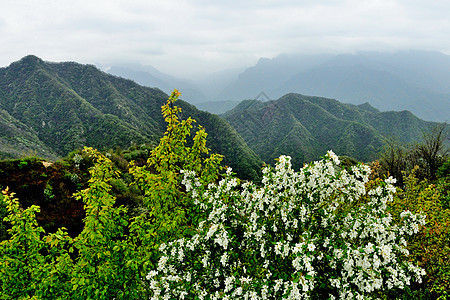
[0,55,262,180]
[107,65,208,104]
[223,93,437,170]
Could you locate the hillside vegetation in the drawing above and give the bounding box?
[223,93,436,170]
[0,55,261,180]
[1,92,448,299]
[1,55,442,179]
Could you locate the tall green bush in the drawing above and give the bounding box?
[129,89,223,244]
[0,188,6,241]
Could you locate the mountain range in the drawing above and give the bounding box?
[0,55,442,180]
[109,50,450,121]
[0,55,261,179]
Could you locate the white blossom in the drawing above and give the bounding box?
[145,151,425,299]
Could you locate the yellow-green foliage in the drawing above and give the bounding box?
[129,90,223,243]
[0,150,141,299]
[0,90,224,299]
[388,169,450,299]
[0,190,6,241]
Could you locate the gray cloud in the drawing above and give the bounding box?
[1,0,449,77]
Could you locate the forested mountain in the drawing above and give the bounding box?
[273,63,449,122]
[0,55,261,179]
[0,109,57,160]
[223,93,437,170]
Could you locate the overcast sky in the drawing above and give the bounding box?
[1,0,450,78]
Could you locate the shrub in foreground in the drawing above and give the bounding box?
[389,170,450,299]
[145,151,426,299]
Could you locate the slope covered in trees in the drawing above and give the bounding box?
[0,55,261,179]
[0,55,443,179]
[223,93,437,170]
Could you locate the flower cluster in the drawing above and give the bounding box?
[145,151,425,299]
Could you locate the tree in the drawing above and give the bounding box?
[129,89,223,243]
[379,137,410,187]
[415,123,448,180]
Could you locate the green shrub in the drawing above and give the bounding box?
[437,158,450,179]
[0,90,223,299]
[388,169,450,299]
[0,188,7,242]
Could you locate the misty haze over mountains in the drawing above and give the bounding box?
[106,50,450,122]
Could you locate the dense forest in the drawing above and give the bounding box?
[223,93,437,170]
[0,57,449,299]
[0,55,261,180]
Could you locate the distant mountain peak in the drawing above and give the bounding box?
[357,102,379,113]
[256,57,271,64]
[107,64,207,104]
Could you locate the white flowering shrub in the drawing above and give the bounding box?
[146,151,426,299]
